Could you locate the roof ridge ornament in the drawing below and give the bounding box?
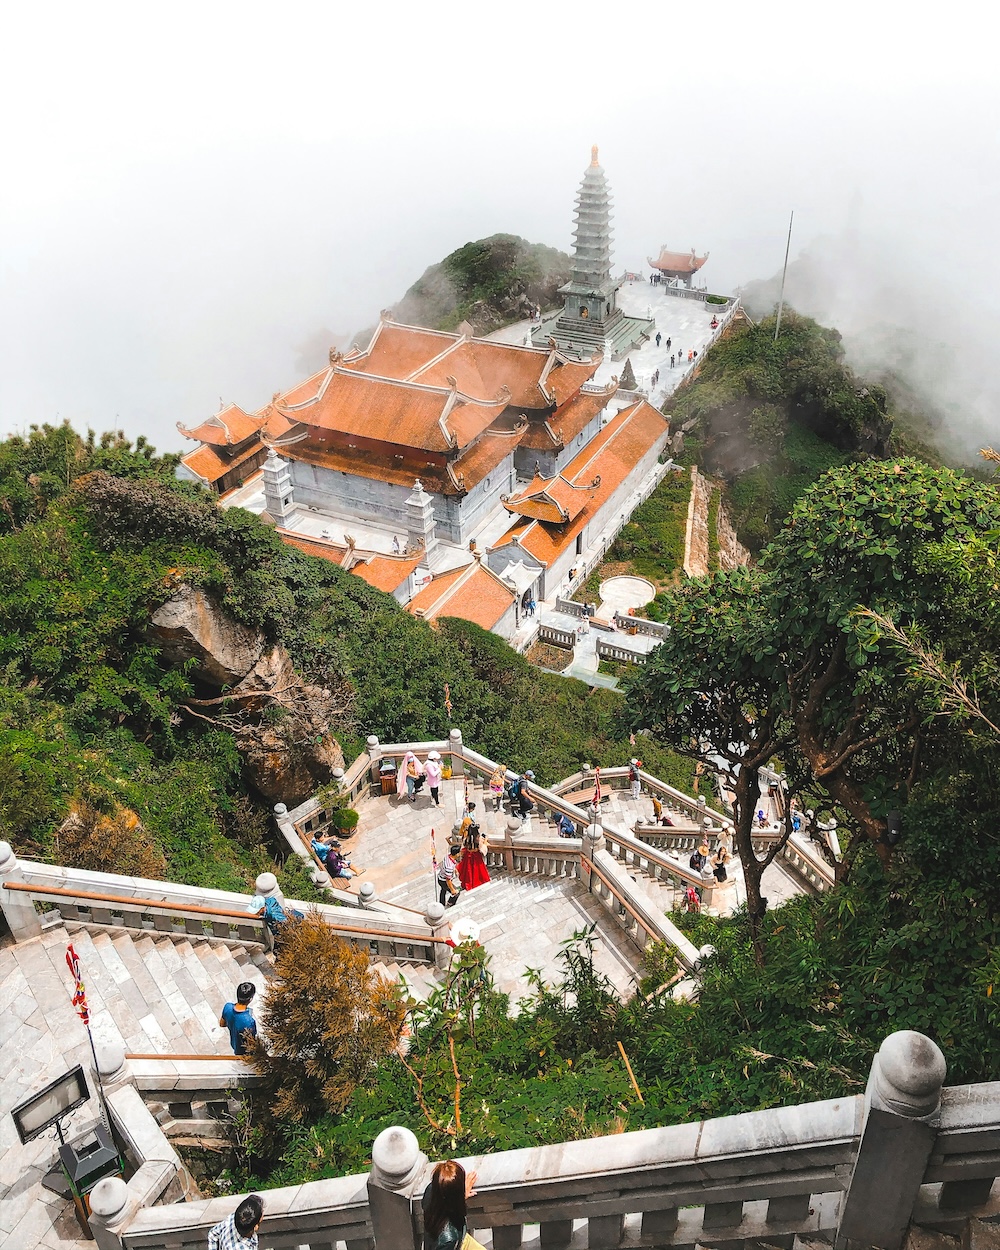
[591,144,599,167]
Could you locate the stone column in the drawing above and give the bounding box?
[837,1030,947,1250]
[368,1126,427,1250]
[358,882,377,909]
[87,1177,134,1250]
[582,824,604,893]
[405,479,438,557]
[425,903,452,970]
[0,842,42,941]
[448,728,464,777]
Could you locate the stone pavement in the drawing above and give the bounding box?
[351,776,644,998]
[0,923,268,1250]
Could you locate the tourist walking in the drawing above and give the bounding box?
[628,758,641,800]
[687,349,693,363]
[650,795,675,827]
[208,1194,265,1250]
[689,841,710,872]
[422,1160,483,1250]
[670,353,675,368]
[219,982,257,1056]
[489,762,507,811]
[397,751,424,802]
[666,336,671,349]
[655,331,661,347]
[458,821,490,891]
[712,845,731,883]
[460,800,478,838]
[438,846,462,907]
[510,771,535,821]
[425,751,443,806]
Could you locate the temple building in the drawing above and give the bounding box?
[533,147,652,359]
[176,263,674,643]
[648,245,709,287]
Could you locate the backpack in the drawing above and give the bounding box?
[463,823,481,851]
[689,850,705,871]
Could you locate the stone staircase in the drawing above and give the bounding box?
[42,921,272,1055]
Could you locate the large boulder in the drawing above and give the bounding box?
[150,585,345,805]
[149,585,264,687]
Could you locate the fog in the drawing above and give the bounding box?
[1,1,995,460]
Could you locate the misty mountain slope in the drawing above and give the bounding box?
[670,311,893,552]
[739,236,996,468]
[387,233,570,335]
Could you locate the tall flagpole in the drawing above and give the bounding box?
[773,210,794,343]
[66,944,111,1131]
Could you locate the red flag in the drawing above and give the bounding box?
[593,766,602,810]
[66,944,90,1027]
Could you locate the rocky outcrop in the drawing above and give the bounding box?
[716,499,751,571]
[150,585,264,687]
[149,586,345,805]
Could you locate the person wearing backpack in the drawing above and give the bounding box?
[509,772,535,821]
[689,842,710,872]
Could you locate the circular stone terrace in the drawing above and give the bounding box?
[598,575,656,618]
[312,744,823,1002]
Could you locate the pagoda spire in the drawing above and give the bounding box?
[569,148,614,292]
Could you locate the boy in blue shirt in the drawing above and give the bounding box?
[220,982,258,1055]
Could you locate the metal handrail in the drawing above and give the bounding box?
[2,882,448,944]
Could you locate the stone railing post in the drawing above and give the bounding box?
[448,728,464,776]
[255,871,285,906]
[358,881,377,909]
[0,842,42,941]
[368,1125,427,1250]
[424,903,452,969]
[87,1177,133,1250]
[95,1040,130,1092]
[503,815,521,870]
[837,1030,946,1250]
[367,734,382,791]
[582,824,604,893]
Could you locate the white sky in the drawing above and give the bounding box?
[1,0,996,453]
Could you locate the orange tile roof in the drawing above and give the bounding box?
[179,404,263,448]
[649,247,708,275]
[503,473,597,524]
[542,354,603,407]
[351,551,424,594]
[343,322,460,380]
[407,561,516,631]
[448,429,522,494]
[519,388,613,451]
[180,438,264,485]
[275,369,506,454]
[278,531,352,565]
[492,400,669,566]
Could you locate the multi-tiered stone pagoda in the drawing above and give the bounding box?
[533,146,652,360]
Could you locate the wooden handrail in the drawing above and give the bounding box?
[3,882,448,944]
[125,1052,250,1061]
[3,881,267,922]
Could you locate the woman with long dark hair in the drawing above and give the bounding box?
[421,1159,483,1250]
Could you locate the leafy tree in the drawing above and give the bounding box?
[246,914,405,1129]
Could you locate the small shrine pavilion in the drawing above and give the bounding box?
[648,245,709,287]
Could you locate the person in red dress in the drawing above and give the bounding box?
[457,822,490,891]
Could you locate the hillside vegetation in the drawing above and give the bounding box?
[0,422,695,891]
[390,233,570,334]
[671,311,894,551]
